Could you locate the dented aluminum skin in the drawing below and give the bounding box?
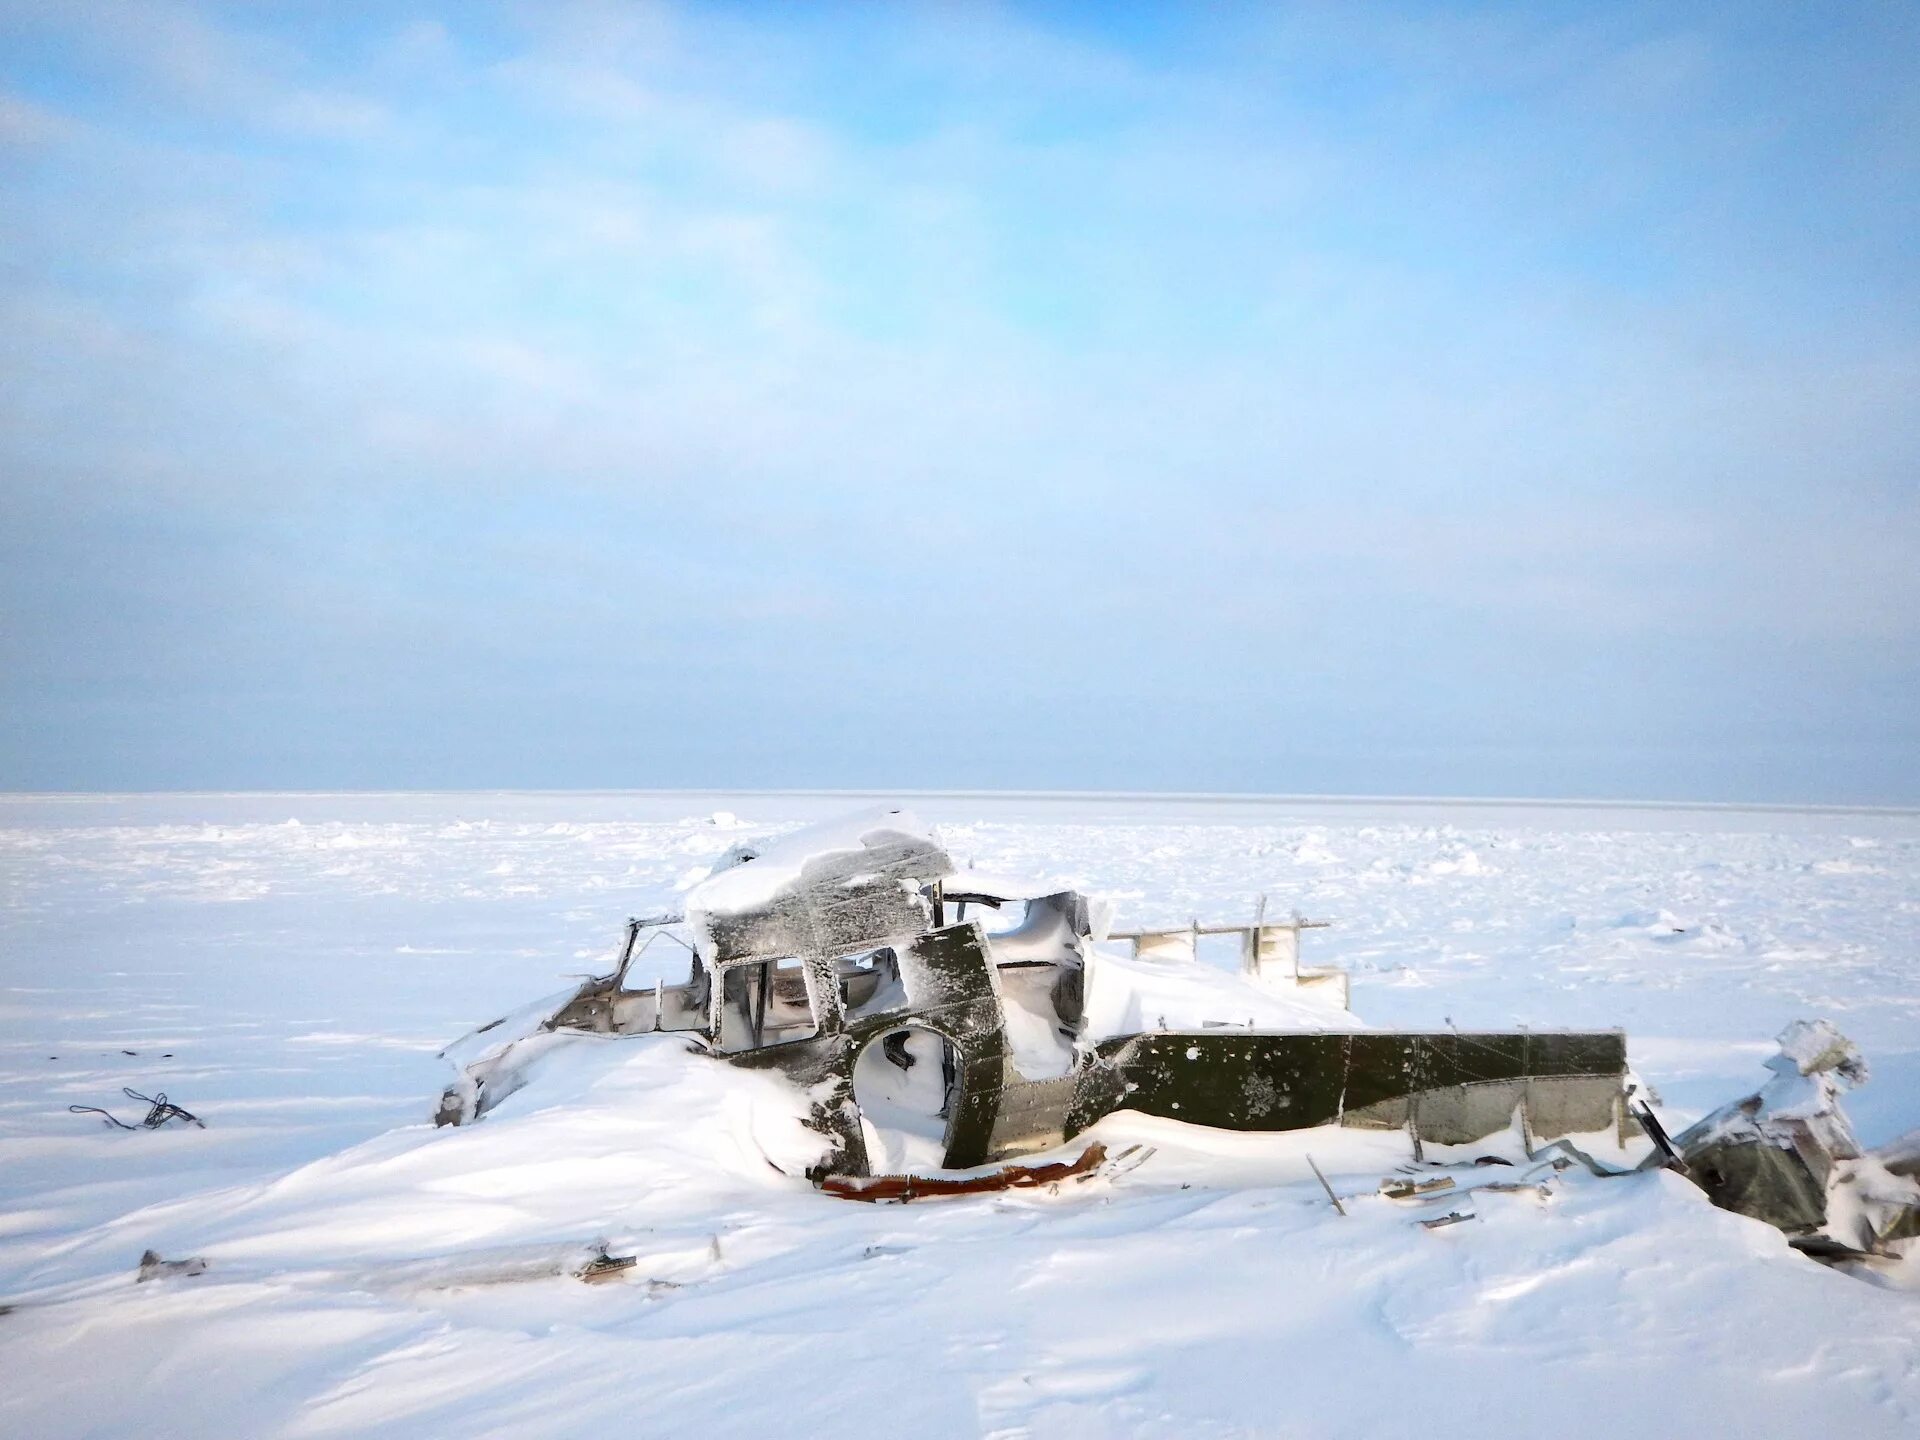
[1673,1021,1920,1259]
[435,809,1633,1183]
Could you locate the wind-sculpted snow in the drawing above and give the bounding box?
[2,792,1918,1437]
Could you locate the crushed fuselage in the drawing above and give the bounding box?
[436,809,1633,1182]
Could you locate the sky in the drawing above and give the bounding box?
[1,1,1916,803]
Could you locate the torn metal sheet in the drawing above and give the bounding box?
[1674,1021,1920,1256]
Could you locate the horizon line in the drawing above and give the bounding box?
[2,786,1917,819]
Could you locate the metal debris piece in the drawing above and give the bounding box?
[1787,1235,1891,1265]
[1307,1153,1346,1216]
[1417,1210,1476,1230]
[1630,1098,1685,1172]
[573,1250,639,1284]
[1381,1175,1457,1201]
[137,1251,208,1282]
[821,1143,1109,1202]
[1674,1022,1920,1258]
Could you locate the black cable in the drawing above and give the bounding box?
[67,1103,137,1130]
[124,1087,204,1128]
[68,1087,205,1130]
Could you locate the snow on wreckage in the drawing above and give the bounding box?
[433,807,1920,1254]
[436,812,1611,1168]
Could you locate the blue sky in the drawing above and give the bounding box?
[1,1,1915,801]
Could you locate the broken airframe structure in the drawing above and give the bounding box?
[1671,1020,1920,1263]
[434,808,1919,1260]
[437,809,1629,1177]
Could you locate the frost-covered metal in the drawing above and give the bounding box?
[434,808,1635,1183]
[1675,1021,1920,1256]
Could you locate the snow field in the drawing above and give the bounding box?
[2,791,1917,1437]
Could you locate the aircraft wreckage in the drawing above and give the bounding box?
[435,809,1920,1258]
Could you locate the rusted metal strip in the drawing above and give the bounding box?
[819,1143,1108,1203]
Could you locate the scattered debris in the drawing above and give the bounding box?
[416,807,1920,1288]
[1417,1210,1475,1230]
[70,1088,205,1131]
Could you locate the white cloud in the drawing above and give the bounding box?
[1,0,1914,794]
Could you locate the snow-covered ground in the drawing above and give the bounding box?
[2,791,1918,1438]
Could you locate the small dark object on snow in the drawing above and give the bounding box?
[573,1250,638,1284]
[1787,1235,1890,1265]
[138,1251,208,1282]
[70,1088,204,1131]
[1418,1210,1475,1230]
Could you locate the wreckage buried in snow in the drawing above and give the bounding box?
[436,809,1632,1176]
[434,809,1920,1256]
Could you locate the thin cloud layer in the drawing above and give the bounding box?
[1,1,1915,799]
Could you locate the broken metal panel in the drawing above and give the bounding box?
[873,923,1009,1170]
[605,990,660,1033]
[656,977,708,1031]
[1404,1082,1528,1145]
[1877,1129,1920,1184]
[1515,1074,1624,1140]
[1683,1130,1832,1234]
[1672,1022,1920,1253]
[727,920,1011,1175]
[1673,1021,1865,1234]
[1066,1030,1628,1144]
[985,891,1098,965]
[987,1072,1081,1159]
[436,985,593,1125]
